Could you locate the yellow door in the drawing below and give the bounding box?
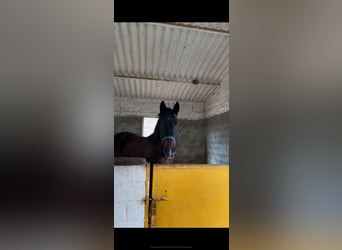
[148,164,229,228]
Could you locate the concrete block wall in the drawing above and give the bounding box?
[205,112,229,164]
[173,119,206,163]
[114,116,142,135]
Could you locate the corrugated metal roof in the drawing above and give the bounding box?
[114,22,229,103]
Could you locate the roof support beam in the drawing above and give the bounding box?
[114,74,220,87]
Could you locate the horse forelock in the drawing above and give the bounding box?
[158,108,175,117]
[153,110,178,140]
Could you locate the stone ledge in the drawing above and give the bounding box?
[114,157,147,166]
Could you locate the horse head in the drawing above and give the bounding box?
[156,101,180,159]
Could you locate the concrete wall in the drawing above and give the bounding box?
[205,112,229,164]
[173,119,206,164]
[114,116,142,135]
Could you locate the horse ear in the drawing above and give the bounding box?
[160,101,167,113]
[173,102,180,115]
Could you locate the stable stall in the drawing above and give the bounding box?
[114,22,229,228]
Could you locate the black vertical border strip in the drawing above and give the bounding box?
[148,162,154,228]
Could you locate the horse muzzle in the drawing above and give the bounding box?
[163,147,176,158]
[161,136,177,158]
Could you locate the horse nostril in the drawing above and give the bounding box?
[163,148,172,157]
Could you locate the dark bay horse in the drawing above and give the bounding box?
[114,101,180,164]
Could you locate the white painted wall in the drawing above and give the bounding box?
[114,165,147,228]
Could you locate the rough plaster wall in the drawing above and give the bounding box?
[115,96,204,120]
[173,119,206,164]
[205,112,229,164]
[114,116,142,135]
